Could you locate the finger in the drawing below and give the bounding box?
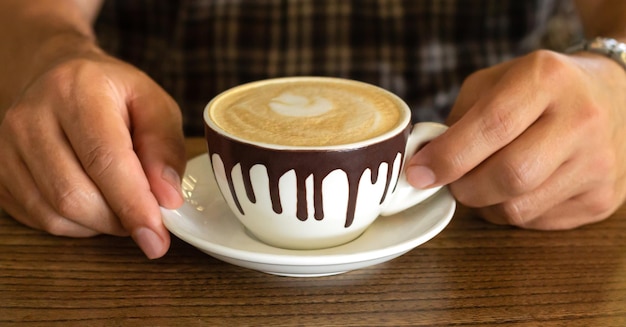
[449,112,577,207]
[476,146,613,229]
[0,156,99,237]
[0,106,125,236]
[407,61,550,189]
[477,157,581,226]
[519,189,617,230]
[0,191,99,237]
[11,107,126,236]
[129,80,186,209]
[60,80,169,259]
[480,189,615,230]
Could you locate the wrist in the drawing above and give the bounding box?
[0,32,104,111]
[0,1,102,110]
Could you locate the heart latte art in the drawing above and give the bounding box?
[209,79,402,146]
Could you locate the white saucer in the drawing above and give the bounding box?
[161,154,456,277]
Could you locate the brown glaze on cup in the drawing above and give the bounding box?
[205,124,411,228]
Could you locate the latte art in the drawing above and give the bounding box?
[209,78,403,146]
[269,92,333,117]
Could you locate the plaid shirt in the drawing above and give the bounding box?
[95,0,565,136]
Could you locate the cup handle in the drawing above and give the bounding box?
[380,122,448,216]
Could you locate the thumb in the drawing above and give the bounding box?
[405,135,448,189]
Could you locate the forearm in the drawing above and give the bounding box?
[0,0,103,110]
[574,0,626,40]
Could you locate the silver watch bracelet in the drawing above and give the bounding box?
[566,37,626,70]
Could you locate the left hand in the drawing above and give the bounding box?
[406,49,626,229]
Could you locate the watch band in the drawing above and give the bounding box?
[566,37,626,70]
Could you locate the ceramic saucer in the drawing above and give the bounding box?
[161,154,456,277]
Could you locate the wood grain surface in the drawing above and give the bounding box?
[1,138,625,326]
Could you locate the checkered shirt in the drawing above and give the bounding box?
[95,0,564,136]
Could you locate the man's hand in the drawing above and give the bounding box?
[0,52,186,258]
[407,49,626,229]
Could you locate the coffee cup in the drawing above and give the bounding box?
[204,76,447,250]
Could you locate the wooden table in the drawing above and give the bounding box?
[1,138,625,326]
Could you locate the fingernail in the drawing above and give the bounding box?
[162,166,182,197]
[406,165,436,189]
[133,227,165,259]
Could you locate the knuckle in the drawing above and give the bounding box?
[526,50,570,80]
[585,189,618,219]
[570,101,607,135]
[82,144,117,178]
[581,102,604,122]
[593,149,617,178]
[42,216,73,237]
[497,157,536,196]
[498,200,533,228]
[30,206,77,236]
[478,106,517,147]
[53,186,91,220]
[2,105,31,136]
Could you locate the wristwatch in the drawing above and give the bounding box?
[566,37,626,70]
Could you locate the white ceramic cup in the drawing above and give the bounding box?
[204,77,447,250]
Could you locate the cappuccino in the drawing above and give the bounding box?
[208,77,404,146]
[203,77,448,250]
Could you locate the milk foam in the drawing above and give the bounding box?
[210,79,402,146]
[269,92,333,117]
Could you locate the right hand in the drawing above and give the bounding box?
[0,49,186,259]
[406,50,626,230]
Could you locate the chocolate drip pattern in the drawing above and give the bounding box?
[205,125,410,228]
